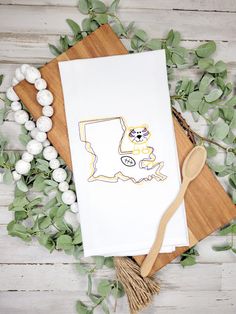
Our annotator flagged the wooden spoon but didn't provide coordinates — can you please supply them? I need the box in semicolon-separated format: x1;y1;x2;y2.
140;145;207;278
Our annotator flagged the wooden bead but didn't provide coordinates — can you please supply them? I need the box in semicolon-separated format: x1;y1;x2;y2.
30;127;39;139
43;140;50;147
25;120;35;131
70;202;78;213
15;160;31;175
12;170;21;181
11;101;22;111
22;152;34;162
36;89;53;106
35;131;47;142
42;105;54;117
15;68;25;81
6;87;19;101
26;139;43;155
25;66;41;84
62;190;76;205
35;78;47;91
43;146;58;160
49;158;60;170
58;181;69;192
14;110;29;124
52;168;67;183
36;116;52;132
20;64;30;76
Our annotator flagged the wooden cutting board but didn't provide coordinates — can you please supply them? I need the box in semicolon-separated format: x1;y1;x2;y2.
14;24;236;275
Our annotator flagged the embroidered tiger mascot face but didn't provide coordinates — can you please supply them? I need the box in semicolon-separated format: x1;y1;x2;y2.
128;126;150;144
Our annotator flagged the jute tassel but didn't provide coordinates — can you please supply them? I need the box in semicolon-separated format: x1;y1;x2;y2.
114;256;160;314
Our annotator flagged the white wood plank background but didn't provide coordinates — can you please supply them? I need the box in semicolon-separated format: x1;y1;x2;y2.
0;1;236;313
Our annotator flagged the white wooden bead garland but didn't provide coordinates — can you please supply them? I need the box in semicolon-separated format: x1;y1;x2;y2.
7;64;78;212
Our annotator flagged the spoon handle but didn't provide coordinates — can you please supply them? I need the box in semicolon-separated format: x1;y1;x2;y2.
140;178;190;278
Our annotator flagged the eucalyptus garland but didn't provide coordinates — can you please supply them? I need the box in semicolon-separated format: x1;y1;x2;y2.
0;0;236;313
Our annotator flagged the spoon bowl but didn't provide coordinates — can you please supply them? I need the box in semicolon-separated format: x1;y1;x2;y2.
182;145;207;181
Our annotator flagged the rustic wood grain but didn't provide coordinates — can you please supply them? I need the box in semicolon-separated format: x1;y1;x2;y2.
13;24;236;275
2;5;236;41
14;25;127;168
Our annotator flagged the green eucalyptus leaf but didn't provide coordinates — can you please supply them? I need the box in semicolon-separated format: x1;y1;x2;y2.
172;53;185;66
94;256;105;269
111;281;125;298
226;96;236;106
232;190;236;204
212;244;232;251
92;0;107;13
125;21;135;34
229;173;236;189
198;58;213;70
82;18;92;32
187;91;203;111
76;262;89;275
97;279;111;297
199;74;214;93
94;13;108;25
198;101;209;115
204;88;223;103
108;0;120;13
45;179;58;187
215;76;225;90
59;36;69;51
166;30;181;47
48;44;62;56
196;41;216;58
56;234;73;250
33;175;47;192
207;60;227;74
0;74;3;86
38;233;55;252
230;112;236;129
101;301;110;314
19;133;31;146
223;82;233;97
134;29;148;42
226;151;234;166
56;204;68;218
180;256;196;267
210;121;229;140
219;224;236;236
111;22;124;36
45;197;57;210
16;180;29;192
3;169;13;184
104;257;114;268
76;300;92;314
73;227;82;244
145;39;162;50
208;162;226;173
211;109;219;121
66;19;81;37
219;107;234;122
7;221;31;242
38;216;51;230
90;20;99;31
206;146;217;158
78;0;90;14
131;37;142;50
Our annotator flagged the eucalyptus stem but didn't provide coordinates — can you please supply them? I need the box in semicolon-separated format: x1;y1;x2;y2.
171;107;234;153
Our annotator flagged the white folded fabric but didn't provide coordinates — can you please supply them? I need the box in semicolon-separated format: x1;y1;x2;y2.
59;50;189;257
